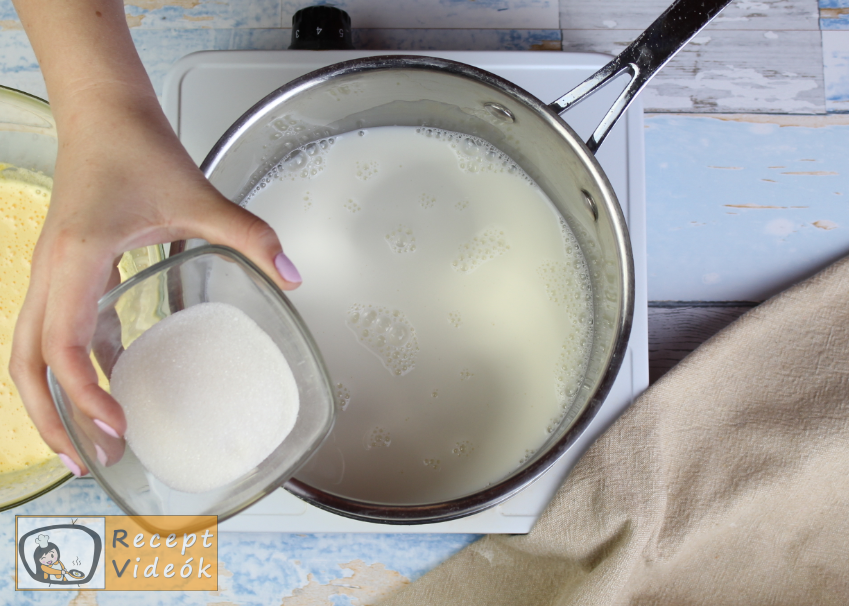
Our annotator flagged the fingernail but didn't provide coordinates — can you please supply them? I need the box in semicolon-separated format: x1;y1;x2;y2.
58;454;82;477
274;251;302;284
93;419;121;439
95;444;108;466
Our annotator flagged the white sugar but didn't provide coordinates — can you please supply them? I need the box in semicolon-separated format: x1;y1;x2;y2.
110;301;300;493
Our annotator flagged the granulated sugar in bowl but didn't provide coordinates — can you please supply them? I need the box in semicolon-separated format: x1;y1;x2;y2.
110;301;301;494
47;245;335;522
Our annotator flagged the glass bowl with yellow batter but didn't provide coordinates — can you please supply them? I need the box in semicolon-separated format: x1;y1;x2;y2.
0;85;164;511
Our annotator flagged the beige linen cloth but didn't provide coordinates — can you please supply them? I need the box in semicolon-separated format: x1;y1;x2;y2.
382;256;849;605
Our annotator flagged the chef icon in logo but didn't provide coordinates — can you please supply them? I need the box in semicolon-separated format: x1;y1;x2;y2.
17;520;103;589
33;533;85;584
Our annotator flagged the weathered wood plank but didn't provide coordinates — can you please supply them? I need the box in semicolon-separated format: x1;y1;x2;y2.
0;0;18;26
2;0;562;31
122;0;282;29
281;0;560;30
823;31;849;111
0;30;45;99
645;114;849;302
561;29;825;113
353;29;562;51
648;305;755;383
820;0;849;30
562;0;820;31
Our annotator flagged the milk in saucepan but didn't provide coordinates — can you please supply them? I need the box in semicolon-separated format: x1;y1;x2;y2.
245;126;593;504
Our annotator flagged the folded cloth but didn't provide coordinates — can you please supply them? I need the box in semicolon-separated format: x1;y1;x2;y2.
380;256;849;606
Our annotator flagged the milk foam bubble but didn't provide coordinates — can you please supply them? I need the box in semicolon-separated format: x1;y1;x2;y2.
423;458;441;470
346;304;419;376
452;440;475;457
385;225;416;254
335;383;351;411
365;426;391;450
452;226;510;274
355;160;379;181
419;193;436;209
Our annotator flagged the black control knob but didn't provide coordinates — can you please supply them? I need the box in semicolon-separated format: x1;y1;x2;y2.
289;6;354;50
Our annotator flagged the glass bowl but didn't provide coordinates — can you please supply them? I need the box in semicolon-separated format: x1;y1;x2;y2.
0;85;166;512
47;244;336;522
0;85;69;510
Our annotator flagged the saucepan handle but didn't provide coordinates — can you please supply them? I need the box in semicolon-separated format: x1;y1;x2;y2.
550;0;734;154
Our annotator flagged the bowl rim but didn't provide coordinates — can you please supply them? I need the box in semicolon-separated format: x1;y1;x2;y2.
0;470;74;513
0;84;50;107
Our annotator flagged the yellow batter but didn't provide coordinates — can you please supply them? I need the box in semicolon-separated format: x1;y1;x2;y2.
0;163;54;473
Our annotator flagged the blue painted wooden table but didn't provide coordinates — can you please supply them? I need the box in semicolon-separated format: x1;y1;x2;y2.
2;0;848;603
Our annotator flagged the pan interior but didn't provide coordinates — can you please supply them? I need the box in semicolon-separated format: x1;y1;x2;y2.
195;59;632;519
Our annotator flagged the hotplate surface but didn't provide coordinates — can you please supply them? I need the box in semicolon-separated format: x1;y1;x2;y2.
162;50;648;533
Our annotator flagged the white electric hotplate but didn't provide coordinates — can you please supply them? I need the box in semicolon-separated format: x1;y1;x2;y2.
162;50;648;533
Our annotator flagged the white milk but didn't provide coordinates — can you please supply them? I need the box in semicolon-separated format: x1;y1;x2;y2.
246;126;593;504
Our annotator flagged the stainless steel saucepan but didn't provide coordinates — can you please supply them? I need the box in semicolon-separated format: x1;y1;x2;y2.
174;0;732;523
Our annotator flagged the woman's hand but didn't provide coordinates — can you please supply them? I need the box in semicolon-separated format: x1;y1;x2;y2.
8;0;300;476
8;86;301;477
